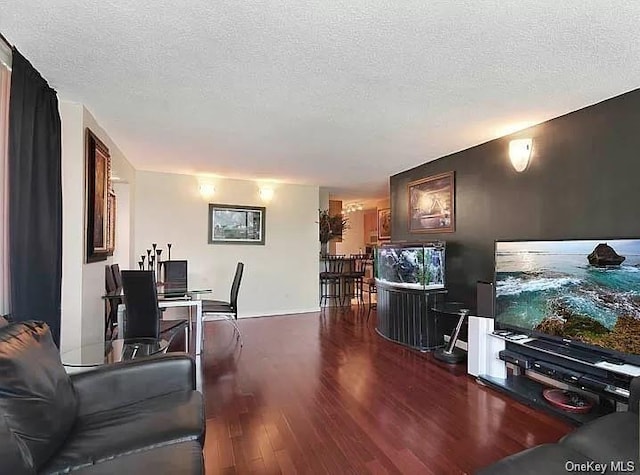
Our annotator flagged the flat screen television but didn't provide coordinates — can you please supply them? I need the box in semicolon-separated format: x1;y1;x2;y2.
494;238;640;365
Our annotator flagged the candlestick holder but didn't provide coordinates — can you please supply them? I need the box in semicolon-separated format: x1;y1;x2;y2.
155;249;163;281
167;243;172;261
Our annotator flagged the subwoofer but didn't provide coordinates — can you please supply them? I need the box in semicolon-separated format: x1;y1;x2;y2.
476;281;494;318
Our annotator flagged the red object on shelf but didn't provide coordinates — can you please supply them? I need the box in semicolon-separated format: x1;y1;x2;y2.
542;389;594;414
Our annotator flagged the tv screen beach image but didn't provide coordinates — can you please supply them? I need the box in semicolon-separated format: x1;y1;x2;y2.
495;239;640;355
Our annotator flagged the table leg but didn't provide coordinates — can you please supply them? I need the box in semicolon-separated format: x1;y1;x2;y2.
434;310;469;364
117;304;125;335
195;300;203;355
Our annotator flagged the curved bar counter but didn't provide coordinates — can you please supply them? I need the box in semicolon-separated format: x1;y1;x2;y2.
375;280;446;351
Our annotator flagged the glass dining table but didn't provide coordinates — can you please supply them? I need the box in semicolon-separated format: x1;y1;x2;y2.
103;285;212;355
61;337;171;369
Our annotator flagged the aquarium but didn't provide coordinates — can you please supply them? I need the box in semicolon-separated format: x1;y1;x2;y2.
495;239;640;358
375;242;446;290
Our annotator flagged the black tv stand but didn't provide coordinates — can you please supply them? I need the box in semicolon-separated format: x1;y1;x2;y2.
475;331;638;425
523;339;624;365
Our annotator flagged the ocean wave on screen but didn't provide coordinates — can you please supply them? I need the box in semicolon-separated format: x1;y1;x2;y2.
496;275;581;296
620;265;640;273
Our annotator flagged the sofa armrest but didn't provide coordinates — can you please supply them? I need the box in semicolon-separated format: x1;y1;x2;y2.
70;353;195;417
628;376;640;413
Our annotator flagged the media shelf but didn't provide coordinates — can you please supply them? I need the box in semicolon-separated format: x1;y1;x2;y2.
489;333;640;378
474;331;637;425
478;374;614;426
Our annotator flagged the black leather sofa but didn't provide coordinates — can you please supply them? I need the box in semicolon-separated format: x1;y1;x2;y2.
478;378;640;474
0;320;205;474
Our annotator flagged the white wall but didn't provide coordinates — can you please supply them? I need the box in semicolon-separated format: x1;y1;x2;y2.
135;171;319;317
112;182;131;268
59;101;136;351
60;102;84;351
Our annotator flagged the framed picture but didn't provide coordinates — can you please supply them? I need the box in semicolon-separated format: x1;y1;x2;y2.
377;208;391;240
208;204;266;245
408;171;455;233
85;129;112;262
106;190;116;254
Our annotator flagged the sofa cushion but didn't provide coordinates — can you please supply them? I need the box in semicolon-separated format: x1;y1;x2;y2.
43;390;204;473
0;321;78;473
70;440;203;475
477;444;594;475
560;411;639;464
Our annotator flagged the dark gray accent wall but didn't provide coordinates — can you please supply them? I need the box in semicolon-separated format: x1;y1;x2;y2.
390;88;640;309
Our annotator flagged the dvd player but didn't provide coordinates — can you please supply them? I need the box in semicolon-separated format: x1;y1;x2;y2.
532;360;582;384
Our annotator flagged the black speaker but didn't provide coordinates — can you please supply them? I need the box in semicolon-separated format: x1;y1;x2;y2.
163;260;188;290
477;281;494;318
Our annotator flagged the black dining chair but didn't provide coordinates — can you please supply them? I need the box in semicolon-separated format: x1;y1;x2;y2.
111;263;123;290
104;265;119;339
202;262;244;347
163;260;188;293
120;270;189;351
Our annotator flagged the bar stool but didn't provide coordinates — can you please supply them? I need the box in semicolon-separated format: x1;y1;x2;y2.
366;278;377;321
342;254;368;307
320;255;345;308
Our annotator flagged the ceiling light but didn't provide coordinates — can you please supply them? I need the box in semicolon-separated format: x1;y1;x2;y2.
342;203;364;213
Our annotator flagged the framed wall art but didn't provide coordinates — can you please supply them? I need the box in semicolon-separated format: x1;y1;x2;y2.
106;190;116;254
85;129;112;262
208;204;266;245
408;171;455;233
377;208;391;240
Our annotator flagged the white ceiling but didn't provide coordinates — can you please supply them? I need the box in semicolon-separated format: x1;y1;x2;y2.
2;1;639;200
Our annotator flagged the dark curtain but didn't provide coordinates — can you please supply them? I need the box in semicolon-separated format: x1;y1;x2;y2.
8;48;62;346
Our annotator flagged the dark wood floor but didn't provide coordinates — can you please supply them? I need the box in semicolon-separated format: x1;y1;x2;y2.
200;308;571;474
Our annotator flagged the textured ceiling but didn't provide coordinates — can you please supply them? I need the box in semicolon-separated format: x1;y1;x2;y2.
2;1;640;199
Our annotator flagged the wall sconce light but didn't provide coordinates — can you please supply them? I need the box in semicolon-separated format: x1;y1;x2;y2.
199;183;216;199
259;186;274;202
509;138;533;172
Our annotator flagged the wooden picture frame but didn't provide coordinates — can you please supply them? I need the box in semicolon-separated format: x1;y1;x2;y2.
86;129;112;262
106;190;116;255
408;171;455;233
377;208;391;240
208;204;266;245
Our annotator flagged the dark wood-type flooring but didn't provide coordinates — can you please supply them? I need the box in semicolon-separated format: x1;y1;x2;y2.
200;308;571;474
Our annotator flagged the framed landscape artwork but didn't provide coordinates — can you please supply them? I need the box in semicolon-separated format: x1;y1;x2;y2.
377;208;391;240
208;204;266;245
408;171;455;233
85;129;113;262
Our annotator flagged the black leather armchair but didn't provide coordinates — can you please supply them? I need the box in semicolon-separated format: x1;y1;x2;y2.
477;379;640;474
0;321;204;474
